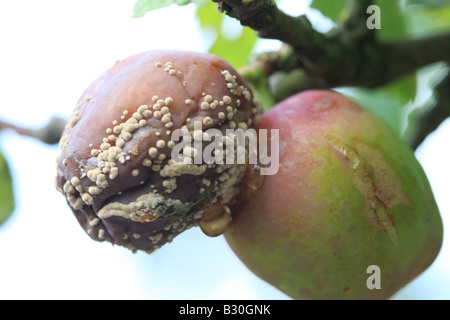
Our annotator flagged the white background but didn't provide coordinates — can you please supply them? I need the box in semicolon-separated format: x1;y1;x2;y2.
0;0;449;299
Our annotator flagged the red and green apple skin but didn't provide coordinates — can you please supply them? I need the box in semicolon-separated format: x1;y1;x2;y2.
225;90;443;300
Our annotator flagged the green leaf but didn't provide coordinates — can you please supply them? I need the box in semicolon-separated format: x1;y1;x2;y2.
384;73;417;106
209;26;258;69
310;0;347;23
403;64;449;145
404;5;450;35
405;0;449;8
342;88;404;138
133;0;190;18
196;1;224;30
375;0;409;40
339;73;418;140
196;2;258;68
0;150;14;226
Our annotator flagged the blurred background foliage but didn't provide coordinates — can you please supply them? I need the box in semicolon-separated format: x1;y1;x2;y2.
0;0;449;299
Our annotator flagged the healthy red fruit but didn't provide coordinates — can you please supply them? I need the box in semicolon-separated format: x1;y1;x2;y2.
225;90;443;300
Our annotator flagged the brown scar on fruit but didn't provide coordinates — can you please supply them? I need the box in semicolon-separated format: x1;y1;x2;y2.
326;135;411;244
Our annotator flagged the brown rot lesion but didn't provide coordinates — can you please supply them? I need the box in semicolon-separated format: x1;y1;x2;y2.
55;50;262;253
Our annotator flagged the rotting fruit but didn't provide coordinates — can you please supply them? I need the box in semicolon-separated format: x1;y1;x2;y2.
55;50;261;253
224;90;443;300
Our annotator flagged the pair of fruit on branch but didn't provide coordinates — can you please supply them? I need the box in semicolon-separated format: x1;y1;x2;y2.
55;49;443;300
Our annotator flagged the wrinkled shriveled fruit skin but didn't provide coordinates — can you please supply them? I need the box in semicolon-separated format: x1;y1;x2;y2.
55;50;261;253
225;90;443;300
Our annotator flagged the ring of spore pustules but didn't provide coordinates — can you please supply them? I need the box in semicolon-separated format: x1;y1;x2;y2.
55;50;261;253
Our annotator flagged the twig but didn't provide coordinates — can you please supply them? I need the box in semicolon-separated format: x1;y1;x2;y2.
0;116;66;145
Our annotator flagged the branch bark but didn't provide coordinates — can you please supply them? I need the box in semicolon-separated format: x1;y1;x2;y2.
373;34;450;87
